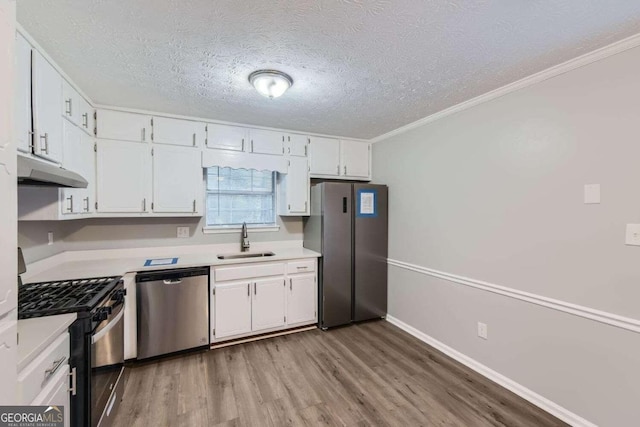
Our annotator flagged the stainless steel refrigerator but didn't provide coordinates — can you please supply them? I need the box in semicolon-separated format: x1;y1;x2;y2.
304;182;388;329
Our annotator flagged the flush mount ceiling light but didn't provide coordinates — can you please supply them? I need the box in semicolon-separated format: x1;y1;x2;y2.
248;70;293;99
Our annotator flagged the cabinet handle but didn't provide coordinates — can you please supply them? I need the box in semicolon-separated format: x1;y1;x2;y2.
193;133;196;146
45;356;66;380
241;138;245;151
69;367;77;395
193;199;196;213
336;165;340;175
251;140;254;152
296;266;308;270
40;133;49;154
247;283;250;296
142;128;146;141
305;145;307;156
84;197;90;212
143;198;146;211
344;165;347;175
66;195;73;212
82;113;88;128
254;282;257;295
65;98;72;116
290;278;292;291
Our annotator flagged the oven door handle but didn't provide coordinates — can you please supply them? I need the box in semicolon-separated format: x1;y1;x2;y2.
92;307;124;344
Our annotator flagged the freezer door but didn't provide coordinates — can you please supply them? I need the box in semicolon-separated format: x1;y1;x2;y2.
353;184;388;321
319;183;353;328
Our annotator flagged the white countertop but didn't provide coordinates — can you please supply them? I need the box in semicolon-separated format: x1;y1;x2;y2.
24;243;321;283
18;313;77;372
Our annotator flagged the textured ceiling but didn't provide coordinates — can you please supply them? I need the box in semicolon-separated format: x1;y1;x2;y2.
17;0;640;139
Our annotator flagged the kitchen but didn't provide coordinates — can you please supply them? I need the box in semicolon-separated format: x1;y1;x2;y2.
1;1;640;427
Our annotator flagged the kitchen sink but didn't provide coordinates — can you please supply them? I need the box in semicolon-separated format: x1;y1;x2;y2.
217;251;276;260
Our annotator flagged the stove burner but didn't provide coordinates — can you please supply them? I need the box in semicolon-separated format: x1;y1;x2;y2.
18;276;122;318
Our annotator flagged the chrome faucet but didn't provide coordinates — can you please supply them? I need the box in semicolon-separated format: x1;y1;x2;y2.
241;222;250;252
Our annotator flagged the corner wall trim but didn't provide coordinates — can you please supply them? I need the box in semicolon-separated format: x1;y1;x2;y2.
386;315;597;427
370;32;640;143
387;259;640;334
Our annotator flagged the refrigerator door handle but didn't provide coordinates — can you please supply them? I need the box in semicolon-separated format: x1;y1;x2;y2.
343;197;347;213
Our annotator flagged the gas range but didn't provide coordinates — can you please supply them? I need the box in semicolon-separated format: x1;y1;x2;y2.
18;274;126;427
18;276;122;319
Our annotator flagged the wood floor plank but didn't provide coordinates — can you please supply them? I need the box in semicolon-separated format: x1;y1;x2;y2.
112;321;567;427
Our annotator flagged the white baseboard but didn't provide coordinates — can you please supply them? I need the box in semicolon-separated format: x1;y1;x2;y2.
386;315;597;427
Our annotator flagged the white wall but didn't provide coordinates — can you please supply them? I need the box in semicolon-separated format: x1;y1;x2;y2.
373;44;640;426
18;215;302;264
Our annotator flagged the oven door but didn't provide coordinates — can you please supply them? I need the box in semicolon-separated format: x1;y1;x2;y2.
91;298;125;427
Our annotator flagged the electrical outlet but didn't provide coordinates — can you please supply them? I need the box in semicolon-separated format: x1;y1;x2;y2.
47;232;54;246
584;184;600;204
625;224;640;246
177;227;190;238
477;322;488;340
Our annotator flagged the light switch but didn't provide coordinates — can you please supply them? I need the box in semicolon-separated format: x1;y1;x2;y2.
177;227;190;238
584;184;600;204
625;224;640;246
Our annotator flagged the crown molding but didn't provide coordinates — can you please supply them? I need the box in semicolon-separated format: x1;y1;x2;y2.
371;32;640;144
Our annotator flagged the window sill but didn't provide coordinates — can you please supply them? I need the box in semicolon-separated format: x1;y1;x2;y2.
202;225;280;234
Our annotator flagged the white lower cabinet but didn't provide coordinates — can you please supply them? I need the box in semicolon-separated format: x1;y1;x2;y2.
252;278;286;331
287;274;317;326
214;281;252;339
211;259;317;343
31;364;70;427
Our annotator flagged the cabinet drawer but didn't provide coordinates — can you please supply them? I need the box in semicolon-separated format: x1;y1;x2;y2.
17;332;70;405
287;259;316;274
214;263;285;282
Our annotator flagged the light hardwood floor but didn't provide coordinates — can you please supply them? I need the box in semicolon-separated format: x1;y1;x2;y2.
113;321;566;426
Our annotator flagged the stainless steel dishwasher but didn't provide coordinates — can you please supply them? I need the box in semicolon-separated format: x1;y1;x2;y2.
136;267;210;359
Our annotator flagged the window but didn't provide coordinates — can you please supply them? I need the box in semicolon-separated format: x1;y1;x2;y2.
206;167;276;227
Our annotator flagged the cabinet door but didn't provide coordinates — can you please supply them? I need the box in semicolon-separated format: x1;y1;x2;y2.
60;120;82;215
287;134;308;157
340;140;370;179
214;282;252;339
205;123;246;152
0;321;18;405
280;157;309;215
152;116;205;147
15;33;32;154
309;137;340;176
62;80;81;126
252;278;286;331
30;364;70;427
77;96;94;136
96;139;151;213
32;50;63;163
248;129;284;155
152;145;201;213
77;132;96;213
287;274;317;326
96;109;151;143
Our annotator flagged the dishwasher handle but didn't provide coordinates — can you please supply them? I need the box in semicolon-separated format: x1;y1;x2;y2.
163;279;182;285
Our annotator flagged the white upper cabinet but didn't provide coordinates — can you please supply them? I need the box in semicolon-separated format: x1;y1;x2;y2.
96;109;151;143
61;124;95;216
152;145;202;214
214;282;252;339
61;80;81;126
96;139;151;213
252;278;286;331
32;50;63;164
278;157;309;216
152;116;205;147
15;33;32;154
340;139;371;179
287;274;316;326
287;134;308;157
248;129;284;155
205;123;246;152
309;136;340;176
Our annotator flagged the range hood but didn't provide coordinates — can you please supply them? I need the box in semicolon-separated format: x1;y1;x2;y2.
17;155;88;188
